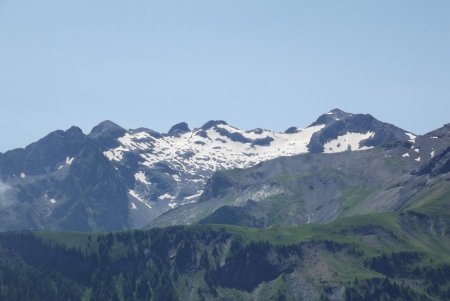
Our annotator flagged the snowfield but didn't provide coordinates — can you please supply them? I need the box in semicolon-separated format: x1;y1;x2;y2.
102;120;382;211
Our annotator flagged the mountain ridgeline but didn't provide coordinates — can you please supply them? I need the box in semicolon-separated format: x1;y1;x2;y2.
0;109;449;231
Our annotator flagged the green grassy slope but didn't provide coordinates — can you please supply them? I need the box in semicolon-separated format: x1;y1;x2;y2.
0;194;447;301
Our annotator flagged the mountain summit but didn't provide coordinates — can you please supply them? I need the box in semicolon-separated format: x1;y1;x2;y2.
310;108;354;126
308;109;412;153
168;122;190;136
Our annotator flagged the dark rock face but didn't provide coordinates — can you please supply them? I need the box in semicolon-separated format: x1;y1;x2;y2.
88;120;126;149
199;200;266;227
198;172;235;202
0;124;131;231
415;146;450;176
285;126;299;134
252;136;274;146
309;108;351;127
0;127;89;178
59;145;129;231
201;120;228;130
214;127;250;143
248;128;265;135
168;122;190;136
89;120;126;139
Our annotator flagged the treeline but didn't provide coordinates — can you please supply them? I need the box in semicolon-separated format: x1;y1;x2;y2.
344;277;430;301
422;264;450;299
364;251;450;300
0;260;84;301
0;229;449;300
0;227;231;301
0;230;355;300
366;251;422;277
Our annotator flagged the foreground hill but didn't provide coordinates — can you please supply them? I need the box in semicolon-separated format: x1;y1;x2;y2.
0;196;449;300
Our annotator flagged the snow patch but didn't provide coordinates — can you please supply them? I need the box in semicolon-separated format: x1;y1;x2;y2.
0;182;11;195
168;202;177;209
103;148;125;161
324;132;375;153
414;149;420;153
49;198;57;204
430;150;435;158
216;123;240;133
402;153;410;158
134;171;151;185
184;190;203;201
66;157;75;165
188;178;207;184
133;132;151;140
405;133;416;143
415;157;421;162
20;173;26;179
158;193;175;201
118;132;152;150
129;189;151;208
130;202;137;209
430;136;439;139
235;185;288;204
103;151;116;161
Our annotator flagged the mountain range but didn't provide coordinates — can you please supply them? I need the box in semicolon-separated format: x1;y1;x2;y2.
1;109;450;300
0;109;449;231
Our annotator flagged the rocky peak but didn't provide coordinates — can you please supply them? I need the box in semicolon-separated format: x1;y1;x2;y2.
89;120;127;149
89;120;126;139
284;126;299;134
201;120;228;130
65;126;84;136
307;110;409;153
168;122;190;136
309;108;354;127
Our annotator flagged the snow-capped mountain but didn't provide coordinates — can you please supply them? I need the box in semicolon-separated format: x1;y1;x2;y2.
102;120;325;213
95;109;413;216
0;109;448;231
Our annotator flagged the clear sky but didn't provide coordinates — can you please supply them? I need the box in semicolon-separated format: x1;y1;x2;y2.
0;1;449;152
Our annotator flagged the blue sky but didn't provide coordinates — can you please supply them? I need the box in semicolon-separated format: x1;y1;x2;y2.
0;1;449;151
